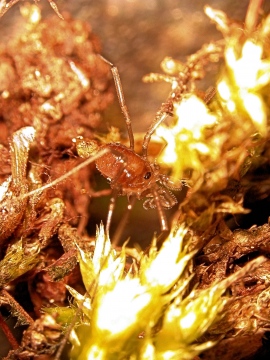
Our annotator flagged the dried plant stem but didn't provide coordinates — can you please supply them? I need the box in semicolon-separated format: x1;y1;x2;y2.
0;289;34;326
219;256;267;288
0;312;19;350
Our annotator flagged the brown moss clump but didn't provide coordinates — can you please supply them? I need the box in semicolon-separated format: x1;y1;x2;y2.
0;3;114;239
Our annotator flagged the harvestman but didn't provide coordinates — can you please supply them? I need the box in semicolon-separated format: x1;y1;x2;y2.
76;55;186;244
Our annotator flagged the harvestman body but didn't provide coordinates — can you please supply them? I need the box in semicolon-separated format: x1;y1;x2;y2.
76;56;185;243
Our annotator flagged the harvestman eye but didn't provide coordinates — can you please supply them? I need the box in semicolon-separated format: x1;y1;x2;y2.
144;172;152;180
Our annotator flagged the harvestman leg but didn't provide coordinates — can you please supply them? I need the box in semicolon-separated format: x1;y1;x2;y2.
100;55;138;240
99;55;134;150
105;189;117;239
0;0;64;19
105;153;137;244
112;196;136;246
142;112;168;159
153;188;169;232
141;86;217;158
108;190;168;244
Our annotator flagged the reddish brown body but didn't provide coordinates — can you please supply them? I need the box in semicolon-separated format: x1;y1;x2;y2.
96;143;156;196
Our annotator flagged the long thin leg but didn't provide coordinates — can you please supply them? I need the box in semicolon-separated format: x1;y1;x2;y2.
153;187;169;232
105;189;118;239
47;0;64;20
203;86;217;104
112;196;136;246
105;147;130;239
142;86;216;159
0;0;64;18
99;55;134;150
142;112;168;158
0;0;20;17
